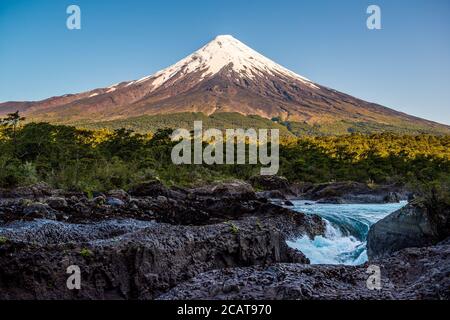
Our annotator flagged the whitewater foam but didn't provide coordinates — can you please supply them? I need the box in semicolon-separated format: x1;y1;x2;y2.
287;201;407;265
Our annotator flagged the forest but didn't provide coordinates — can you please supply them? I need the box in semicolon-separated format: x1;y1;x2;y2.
1;112;449;201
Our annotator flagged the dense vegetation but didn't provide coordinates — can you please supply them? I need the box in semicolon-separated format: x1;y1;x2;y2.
77;112;292;136
76;112;450;136
283;119;449;136
1;112;449;198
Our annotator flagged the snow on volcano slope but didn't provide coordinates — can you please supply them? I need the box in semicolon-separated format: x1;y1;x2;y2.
137;35;319;91
1;34;449;134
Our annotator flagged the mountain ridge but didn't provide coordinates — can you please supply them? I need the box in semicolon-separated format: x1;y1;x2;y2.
1;35;449;134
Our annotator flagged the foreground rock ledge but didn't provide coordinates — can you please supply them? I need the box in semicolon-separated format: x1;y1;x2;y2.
159;240;450;300
0;217;313;300
0;182;325;300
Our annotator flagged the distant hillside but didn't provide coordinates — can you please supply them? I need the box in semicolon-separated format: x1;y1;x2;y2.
75;112;290;135
75;112;450;136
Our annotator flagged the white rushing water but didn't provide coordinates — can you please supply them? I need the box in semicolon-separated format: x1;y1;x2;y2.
287;201;407;265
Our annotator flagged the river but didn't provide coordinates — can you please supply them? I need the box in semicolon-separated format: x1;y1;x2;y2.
287;201;407;265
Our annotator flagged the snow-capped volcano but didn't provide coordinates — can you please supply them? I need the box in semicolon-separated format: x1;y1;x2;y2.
133;35;318;91
0;35;448;133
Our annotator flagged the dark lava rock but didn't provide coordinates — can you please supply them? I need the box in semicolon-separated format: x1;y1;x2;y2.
23;203;57;220
158;241;450;300
129;180;173;197
106;197;125;207
46;197;68;210
300;181;407;204
0;215;311;300
249;175;290;191
92;191;105;198
91;195;106;206
191;180;256;201
367;201;449;259
249;176;300;200
383;192;400;203
317;197;345;204
107;190;130;202
0;182;54;199
0;180;330;300
1;181;324;228
256;190;286;200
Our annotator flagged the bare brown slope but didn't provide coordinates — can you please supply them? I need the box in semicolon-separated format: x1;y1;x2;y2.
1;34;448;133
2;64;446;134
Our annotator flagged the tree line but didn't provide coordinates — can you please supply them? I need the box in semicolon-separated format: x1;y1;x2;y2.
0;113;449;199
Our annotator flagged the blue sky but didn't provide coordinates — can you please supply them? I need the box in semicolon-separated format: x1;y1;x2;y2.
1;0;449;124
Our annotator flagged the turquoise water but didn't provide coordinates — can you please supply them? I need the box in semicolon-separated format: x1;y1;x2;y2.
287;201;407;265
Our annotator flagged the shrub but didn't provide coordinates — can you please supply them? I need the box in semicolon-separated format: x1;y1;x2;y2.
0;236;8;245
226;222;240;235
80;248;93;257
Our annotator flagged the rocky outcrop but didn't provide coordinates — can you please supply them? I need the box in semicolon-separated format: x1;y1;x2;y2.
0;182;325;300
248;176;301;200
0;181;325;236
300;181;408;204
159;239;450;300
247;179;410;204
0;182;55;199
249;175;290;192
367;201;449;259
191;180;256;200
3;181;447;301
128;180;181;199
0;216;311;300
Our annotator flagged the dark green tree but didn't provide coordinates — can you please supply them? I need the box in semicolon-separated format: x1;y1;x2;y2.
0;111;26;156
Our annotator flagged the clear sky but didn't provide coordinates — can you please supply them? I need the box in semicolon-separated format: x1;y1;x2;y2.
1;0;449;124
